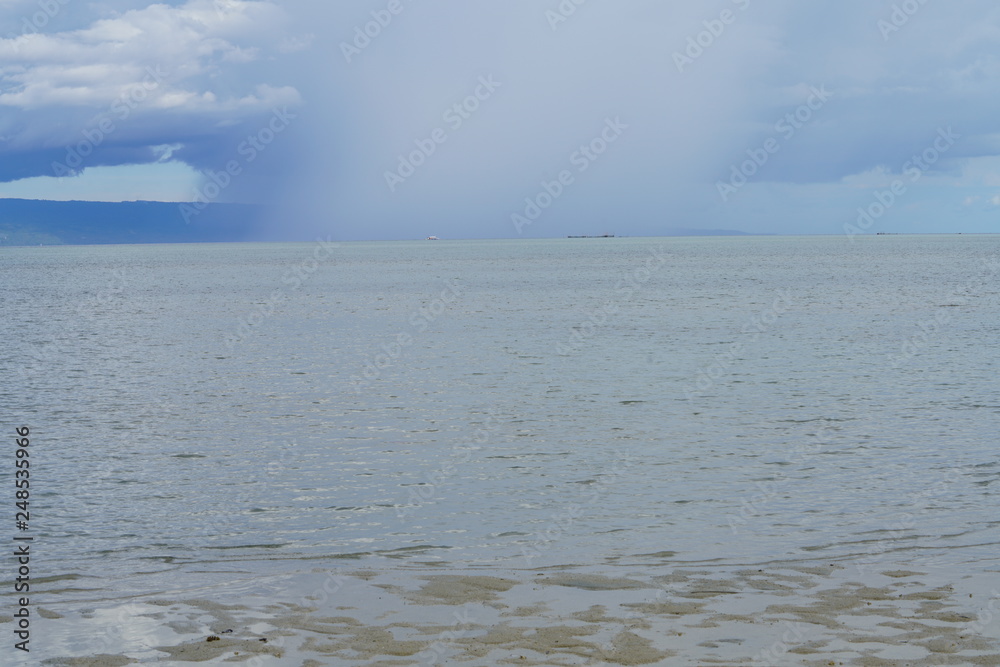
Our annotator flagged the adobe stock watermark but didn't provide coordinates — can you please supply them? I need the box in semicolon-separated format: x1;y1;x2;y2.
349;279;463;391
511;116;627;234
964;589;1000;636
592;584;683;660
751;622;810;666
244;571;350;667
223;237;337;350
74;602;149;657
673;0;751;74
384;75;501;192
395;408;503;521
212;0;233;16
212;0;251;20
878;0;932;41
887;255;1000;367
556;245;667;355
520;450;633;565
854;467;964;575
844;127;959;240
17;265;130;382
5;0;71;48
417;610;475;665
180;106;297;223
74;267;127;322
726;477;784;534
51;66;166;177
684;289;793;399
727;423;832;534
717;85;832;202
340;0;416;64
545;0;589;31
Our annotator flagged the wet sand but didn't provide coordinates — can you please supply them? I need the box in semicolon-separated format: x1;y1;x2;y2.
12;559;1000;665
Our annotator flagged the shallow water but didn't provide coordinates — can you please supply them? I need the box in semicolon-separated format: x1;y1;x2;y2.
2;235;999;662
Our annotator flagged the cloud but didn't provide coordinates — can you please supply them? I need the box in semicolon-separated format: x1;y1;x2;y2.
0;0;304;183
2;0;1000;237
263;0;1000;238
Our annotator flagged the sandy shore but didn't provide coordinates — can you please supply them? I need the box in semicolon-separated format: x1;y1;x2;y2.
7;559;1000;665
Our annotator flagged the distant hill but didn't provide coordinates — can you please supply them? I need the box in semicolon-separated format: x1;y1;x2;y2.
0;198;760;245
0;199;263;246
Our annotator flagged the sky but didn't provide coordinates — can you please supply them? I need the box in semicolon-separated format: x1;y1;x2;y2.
1;0;999;240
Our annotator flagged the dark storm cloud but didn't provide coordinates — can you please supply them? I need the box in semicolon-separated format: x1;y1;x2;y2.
3;0;1000;236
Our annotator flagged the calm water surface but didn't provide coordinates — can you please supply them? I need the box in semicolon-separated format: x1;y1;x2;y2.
2;235;999;607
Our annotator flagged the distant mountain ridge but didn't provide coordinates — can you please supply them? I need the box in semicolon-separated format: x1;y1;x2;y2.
0;198;758;245
0;199;263;246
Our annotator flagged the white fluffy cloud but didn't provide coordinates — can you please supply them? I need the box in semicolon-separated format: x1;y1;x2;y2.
0;0;303;180
1;1;298;109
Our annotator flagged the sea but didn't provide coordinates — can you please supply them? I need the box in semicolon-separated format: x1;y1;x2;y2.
2;234;999;664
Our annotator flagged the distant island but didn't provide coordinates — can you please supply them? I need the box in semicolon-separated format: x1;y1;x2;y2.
0;199;263;245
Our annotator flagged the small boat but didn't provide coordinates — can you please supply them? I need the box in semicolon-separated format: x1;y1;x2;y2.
426;235;439;240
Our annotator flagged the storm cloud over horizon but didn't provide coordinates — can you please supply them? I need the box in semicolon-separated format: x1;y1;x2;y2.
2;0;1000;239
